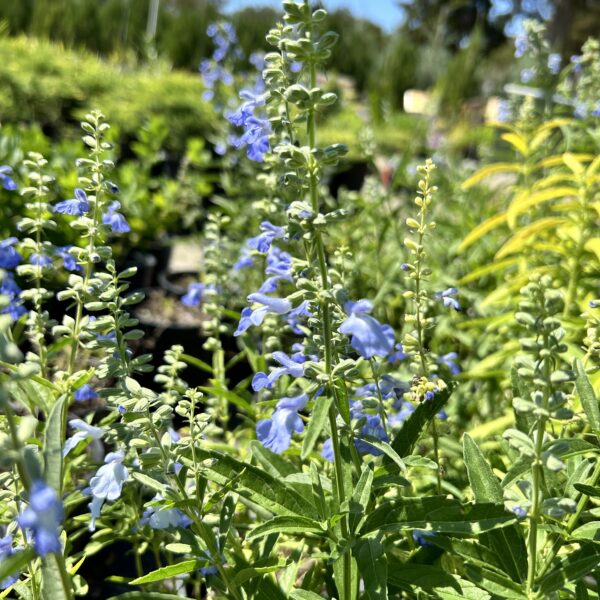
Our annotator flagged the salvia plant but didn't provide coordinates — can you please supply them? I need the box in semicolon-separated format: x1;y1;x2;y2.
0;2;599;600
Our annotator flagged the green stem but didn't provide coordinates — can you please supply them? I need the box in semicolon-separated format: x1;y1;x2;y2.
145;410;242;600
526;333;551;597
306;30;352;599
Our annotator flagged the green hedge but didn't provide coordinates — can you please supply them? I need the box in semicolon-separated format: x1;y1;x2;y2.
0;36;215;152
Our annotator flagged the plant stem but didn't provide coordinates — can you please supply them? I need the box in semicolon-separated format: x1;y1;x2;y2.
526;332;551;596
306;35;352;599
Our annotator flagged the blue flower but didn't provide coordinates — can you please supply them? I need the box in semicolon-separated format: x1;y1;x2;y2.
0;535;19;589
88;451;129;531
514;34;529;58
18;481;64;556
321;438;334;461
258;247;293;293
256;393;309;454
55;246;81;272
102;202;130;233
412;529;435;547
437;352;460;375
74;384;98;402
247;221;286;254
0;273;25;320
0;166;17;191
234;293;292;336
354;413;388;456
511;505;527;519
388;342;408;363
286;299;312;335
547;53;561;74
338;299;395;359
520;68;535;84
0;238;22;269
389;400;416;426
63;418;105;457
182;283;207;307
54;188;89;216
436;288;460;311
252;351;305;391
571;54;582;73
140;494;192;530
29;253;52;267
233;117;271;162
592;102;600;118
233;246;254;270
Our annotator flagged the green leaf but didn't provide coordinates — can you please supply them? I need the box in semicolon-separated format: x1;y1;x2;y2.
197;385;254;417
538;544;600;594
463;434;527;582
250;441;296;478
349;465;373;533
247;516;326;540
42;554;71;600
573;483;600;498
131;472;166;494
463;565;527;599
231;557;287;586
44;394;68;491
108;594;195;600
574;359;600;434
360;497;516;536
387;384;453;460
0;548;35;589
129;560;197;585
358;437;405;471
301;395;332;459
195;448;319;519
387;563;492;599
289;591;325;600
356;538;387;600
571;521;600;543
463;434;503;502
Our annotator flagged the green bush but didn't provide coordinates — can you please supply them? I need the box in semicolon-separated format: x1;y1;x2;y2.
0;36;214;153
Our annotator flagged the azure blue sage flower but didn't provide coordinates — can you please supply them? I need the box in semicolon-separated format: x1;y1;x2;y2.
0;273;25;320
102;202;131;233
74;383;98;402
514;34;529;58
17;481;64;556
251;351;305;391
0;238;22;269
338;299;395;359
0;535;19;589
256;393;309;454
258;246;293;293
63;418;105;456
436;288;460;311
437;352;460;375
88;451;129;531
140;494;192;530
412;529;435;547
354;413;389;456
234;293;292;336
54;188;89;216
182;283;208;307
286;299;312;335
0;166;17;191
55;246;81;272
247;221;286;253
547;53;561;74
29;253;52;267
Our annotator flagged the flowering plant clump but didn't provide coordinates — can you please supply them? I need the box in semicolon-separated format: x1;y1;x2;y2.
0;1;600;599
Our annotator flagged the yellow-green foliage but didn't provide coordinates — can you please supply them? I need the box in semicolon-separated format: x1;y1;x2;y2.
0;36;215;151
460;119;599;316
